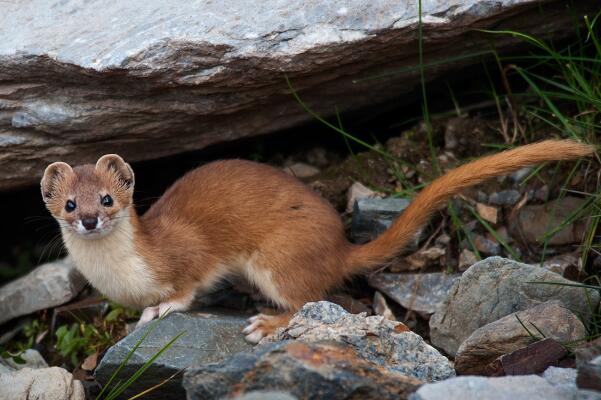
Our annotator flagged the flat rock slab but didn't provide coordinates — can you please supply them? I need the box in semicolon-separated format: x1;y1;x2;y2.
368;273;460;316
0;367;85;400
267;301;455;382
95;311;252;400
455;300;585;375
0;1;597;190
486;338;567;377
429;257;599;357
184;341;423;400
0;259;85;325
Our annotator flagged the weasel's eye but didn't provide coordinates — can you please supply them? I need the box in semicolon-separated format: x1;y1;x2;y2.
101;195;113;207
65;200;76;212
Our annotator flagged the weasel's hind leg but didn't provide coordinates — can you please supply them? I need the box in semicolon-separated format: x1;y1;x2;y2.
241;231;347;343
241;260;326;343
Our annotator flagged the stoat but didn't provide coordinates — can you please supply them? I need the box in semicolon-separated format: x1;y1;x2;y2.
41;140;594;343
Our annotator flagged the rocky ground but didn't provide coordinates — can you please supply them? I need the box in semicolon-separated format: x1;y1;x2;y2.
0;109;600;399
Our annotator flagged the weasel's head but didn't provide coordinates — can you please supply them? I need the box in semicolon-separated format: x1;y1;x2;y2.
41;154;135;239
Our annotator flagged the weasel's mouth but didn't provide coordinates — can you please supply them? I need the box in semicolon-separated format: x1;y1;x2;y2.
72;219;113;238
76;227;112;239
80;228;103;236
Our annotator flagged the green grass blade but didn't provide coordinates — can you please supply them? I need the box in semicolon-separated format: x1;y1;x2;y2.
526;281;601;291
418;0;440;175
104;330;186;400
97;318;163;399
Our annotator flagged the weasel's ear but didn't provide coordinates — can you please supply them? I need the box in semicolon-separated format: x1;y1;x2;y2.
95;154;135;190
41;162;73;203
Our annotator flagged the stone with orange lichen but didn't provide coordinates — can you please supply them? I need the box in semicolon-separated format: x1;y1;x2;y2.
183;341;422;400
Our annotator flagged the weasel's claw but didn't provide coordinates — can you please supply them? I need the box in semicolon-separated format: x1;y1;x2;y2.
245;330;265;344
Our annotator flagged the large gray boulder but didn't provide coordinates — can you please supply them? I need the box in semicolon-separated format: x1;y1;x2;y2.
95;311;252;400
430;257;599;357
267;301;455;382
0;0;596;190
0;259;86;325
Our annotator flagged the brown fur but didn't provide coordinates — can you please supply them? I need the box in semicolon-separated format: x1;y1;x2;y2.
41;140;595;340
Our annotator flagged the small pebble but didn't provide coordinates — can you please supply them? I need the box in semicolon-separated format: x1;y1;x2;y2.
489;190;521;206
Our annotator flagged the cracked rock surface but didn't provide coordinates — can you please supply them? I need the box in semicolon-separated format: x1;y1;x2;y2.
0;0;597;190
95;311;252;400
266;301;455;382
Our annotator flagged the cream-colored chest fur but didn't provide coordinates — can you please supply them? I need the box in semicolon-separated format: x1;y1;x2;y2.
62;219;171;309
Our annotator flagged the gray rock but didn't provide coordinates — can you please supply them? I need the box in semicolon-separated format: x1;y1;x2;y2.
576;337;601;392
511;167;533;183
578;354;601;392
470;234;502;256
541;253;580;280
0;367;85;400
535;185;550;202
455;301;586;374
351;198;411;243
369;273;461;316
458;249;479;271
184;340;422;400
0;259;85;325
544;367;578;390
489;190;522;206
95;311;252;400
373;291;396;321
0;1;595;191
0;349;48;371
231;391;298;400
429;257;599;357
282;163;320;179
394;247;447;272
0;364;13;375
267;301;455;382
409;371;597;400
346;182;380;213
512;197;588;246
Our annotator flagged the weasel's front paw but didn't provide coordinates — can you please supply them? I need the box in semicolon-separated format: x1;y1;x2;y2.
242;313;291;344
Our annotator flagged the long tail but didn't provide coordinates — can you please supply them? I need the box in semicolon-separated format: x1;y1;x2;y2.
347;139;595;271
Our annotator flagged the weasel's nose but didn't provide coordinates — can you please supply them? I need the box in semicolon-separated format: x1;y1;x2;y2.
82;217;98;231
